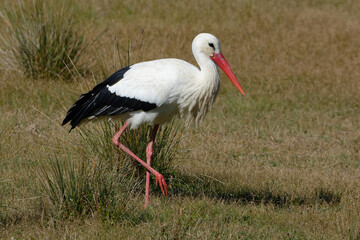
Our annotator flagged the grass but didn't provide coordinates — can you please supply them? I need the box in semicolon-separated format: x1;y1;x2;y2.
1;0;360;239
0;0;86;79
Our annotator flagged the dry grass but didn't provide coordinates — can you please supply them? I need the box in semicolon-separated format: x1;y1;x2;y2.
0;0;87;79
1;0;360;239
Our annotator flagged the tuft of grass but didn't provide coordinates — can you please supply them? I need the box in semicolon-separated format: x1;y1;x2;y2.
39;154;140;221
119;121;183;179
79;119;183;195
0;0;86;79
38;119;183;221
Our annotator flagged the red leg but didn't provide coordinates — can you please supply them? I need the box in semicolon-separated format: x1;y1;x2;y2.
112;122;168;198
145;124;159;208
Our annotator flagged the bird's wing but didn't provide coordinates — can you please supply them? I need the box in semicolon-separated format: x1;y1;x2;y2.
108;59;190;106
62;65;156;130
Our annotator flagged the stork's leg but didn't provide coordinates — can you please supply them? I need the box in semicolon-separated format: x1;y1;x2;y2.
145;124;159;208
112;122;168;198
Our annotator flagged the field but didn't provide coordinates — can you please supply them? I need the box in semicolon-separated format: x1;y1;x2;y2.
1;0;360;239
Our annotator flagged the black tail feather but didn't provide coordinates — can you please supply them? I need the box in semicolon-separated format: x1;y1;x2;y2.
62;66;131;130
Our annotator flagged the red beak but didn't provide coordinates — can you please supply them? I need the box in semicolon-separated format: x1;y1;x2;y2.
211;52;245;95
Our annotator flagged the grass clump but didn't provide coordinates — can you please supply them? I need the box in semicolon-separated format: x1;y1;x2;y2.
118;121;183;181
40;156;139;220
80;120;183;194
39;119;182;221
0;0;86;79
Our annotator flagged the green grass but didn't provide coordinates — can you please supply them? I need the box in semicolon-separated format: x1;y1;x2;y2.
1;0;360;239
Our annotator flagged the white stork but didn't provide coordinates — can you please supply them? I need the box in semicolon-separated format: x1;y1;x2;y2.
63;33;245;207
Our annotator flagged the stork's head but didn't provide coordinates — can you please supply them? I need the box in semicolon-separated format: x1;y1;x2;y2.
192;33;245;96
192;33;221;56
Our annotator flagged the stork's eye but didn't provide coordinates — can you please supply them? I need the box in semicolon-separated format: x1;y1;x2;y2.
208;43;215;51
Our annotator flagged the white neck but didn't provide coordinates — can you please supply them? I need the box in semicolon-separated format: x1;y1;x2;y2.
176;44;221;126
192;48;220;83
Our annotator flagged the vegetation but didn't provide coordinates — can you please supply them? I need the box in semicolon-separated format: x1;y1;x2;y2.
1;0;360;239
0;0;86;79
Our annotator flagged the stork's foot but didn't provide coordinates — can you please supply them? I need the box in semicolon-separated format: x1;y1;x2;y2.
155;173;168;197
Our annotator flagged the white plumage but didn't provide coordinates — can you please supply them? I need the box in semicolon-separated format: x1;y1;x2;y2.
63;33;245;207
108;59;201;127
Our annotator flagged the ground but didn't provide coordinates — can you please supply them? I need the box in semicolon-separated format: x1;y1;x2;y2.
1;0;360;239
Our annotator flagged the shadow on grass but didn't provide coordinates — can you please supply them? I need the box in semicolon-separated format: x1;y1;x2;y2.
164;172;342;207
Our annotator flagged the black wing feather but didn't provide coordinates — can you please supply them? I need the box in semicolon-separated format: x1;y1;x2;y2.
62;66;157;131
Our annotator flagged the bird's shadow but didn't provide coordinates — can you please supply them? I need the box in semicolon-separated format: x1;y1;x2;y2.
162;172;341;207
